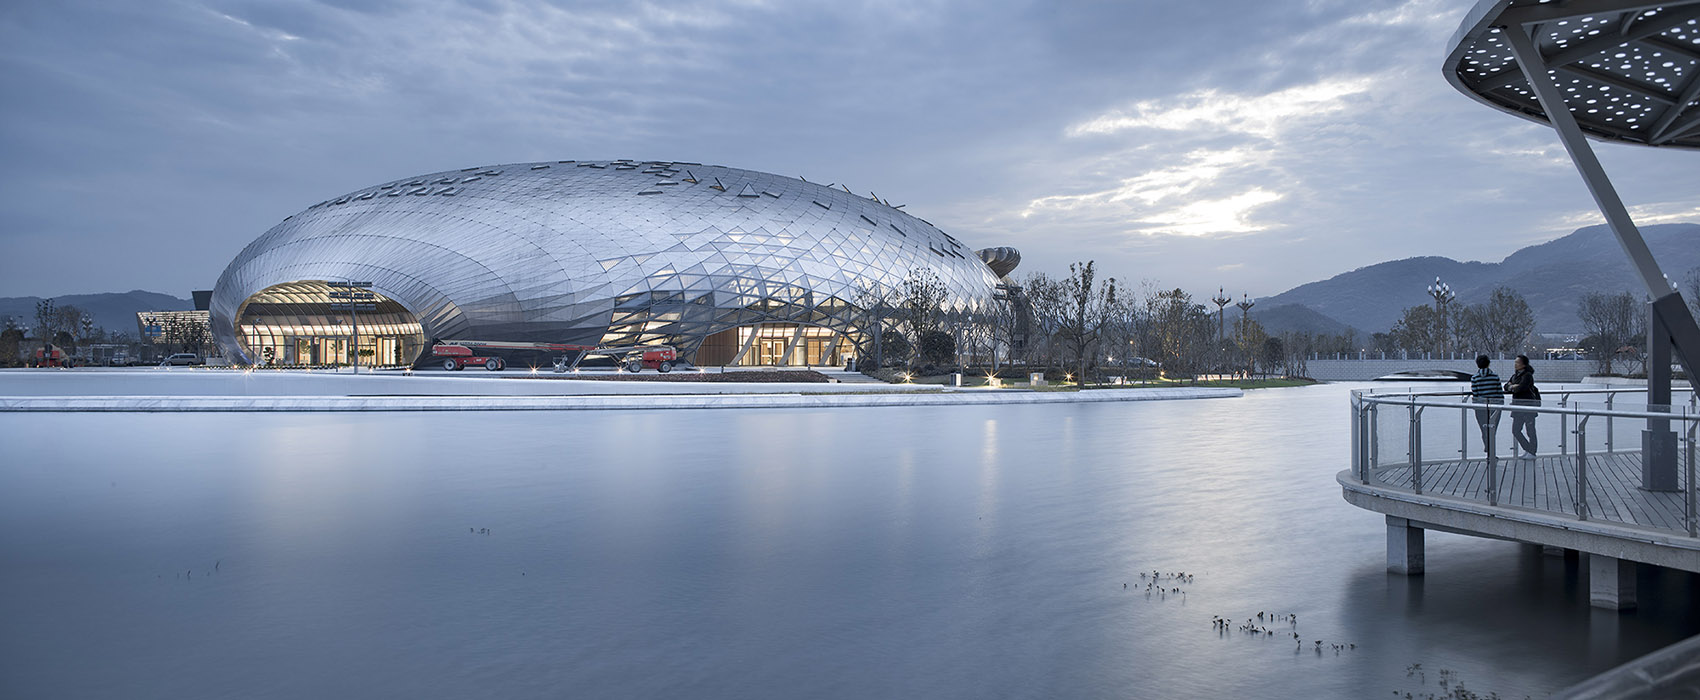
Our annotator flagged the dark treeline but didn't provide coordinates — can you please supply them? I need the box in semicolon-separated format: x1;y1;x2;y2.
852;264;1700;382
851;263;1353;382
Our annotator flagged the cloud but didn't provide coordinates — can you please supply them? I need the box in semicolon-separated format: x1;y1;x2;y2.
1012;73;1379;240
1065;77;1376;139
1;0;1696;303
1018;147;1283;236
1548;202;1700;231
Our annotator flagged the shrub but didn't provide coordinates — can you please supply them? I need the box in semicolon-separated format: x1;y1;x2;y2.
918;329;954;365
880;332;911;366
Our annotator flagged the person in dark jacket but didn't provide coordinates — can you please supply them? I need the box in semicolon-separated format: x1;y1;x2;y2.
1470;355;1505;452
1504;354;1539;459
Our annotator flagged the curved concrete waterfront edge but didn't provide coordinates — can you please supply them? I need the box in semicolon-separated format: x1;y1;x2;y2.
0;387;1240;412
1552;632;1700;699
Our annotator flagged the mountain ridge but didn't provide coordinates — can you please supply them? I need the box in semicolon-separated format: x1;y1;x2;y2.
0;290;192;336
1257;223;1700;335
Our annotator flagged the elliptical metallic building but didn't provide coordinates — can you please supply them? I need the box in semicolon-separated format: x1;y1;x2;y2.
210;160;1016;368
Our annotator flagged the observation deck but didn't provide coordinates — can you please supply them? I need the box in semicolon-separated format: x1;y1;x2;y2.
1339;386;1698;609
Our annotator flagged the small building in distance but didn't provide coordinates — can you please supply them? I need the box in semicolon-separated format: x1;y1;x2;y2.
136;290;214;361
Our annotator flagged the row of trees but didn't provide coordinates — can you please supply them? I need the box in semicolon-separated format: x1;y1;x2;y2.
852;264;1693;381
1576;290;1644;375
1;299;96;365
1;298;207;366
1377;287;1536;357
852;263;1352;381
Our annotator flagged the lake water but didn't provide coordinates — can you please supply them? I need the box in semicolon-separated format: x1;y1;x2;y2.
3;382;1696;698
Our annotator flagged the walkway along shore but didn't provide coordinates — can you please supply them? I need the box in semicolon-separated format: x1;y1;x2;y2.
0;386;1241;412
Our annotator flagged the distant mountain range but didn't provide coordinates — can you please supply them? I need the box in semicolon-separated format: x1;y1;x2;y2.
1256;222;1700;337
0;290;191;335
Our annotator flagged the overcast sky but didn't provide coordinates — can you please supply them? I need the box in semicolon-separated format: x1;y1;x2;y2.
2;0;1696;300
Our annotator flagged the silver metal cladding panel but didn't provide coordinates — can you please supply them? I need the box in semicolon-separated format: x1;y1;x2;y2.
1444;0;1700;149
211;160;1003;363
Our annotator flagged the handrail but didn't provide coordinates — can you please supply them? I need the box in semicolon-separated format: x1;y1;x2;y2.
1350;386;1698;539
1356;392;1698;423
1360;385;1695;401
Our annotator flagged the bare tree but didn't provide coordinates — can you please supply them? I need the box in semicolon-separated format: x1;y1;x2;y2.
33;299;58;339
1146;288;1210;379
853;280;898;369
1021;272;1066;372
1098;294;1138;379
161;316;210;356
1282;331;1315;378
1234;315;1268;376
1454;288;1533;356
1481;287;1534;354
900;268;948;368
1389;304;1467;356
1577;291;1642;374
1056;261;1117;385
1453;304;1490;356
983;288;1022;372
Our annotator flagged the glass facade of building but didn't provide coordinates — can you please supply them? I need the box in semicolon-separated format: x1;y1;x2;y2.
211;160;1009;366
233;281;423;367
135;310;212;354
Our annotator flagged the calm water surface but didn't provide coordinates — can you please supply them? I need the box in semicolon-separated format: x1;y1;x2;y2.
3;382;1697;698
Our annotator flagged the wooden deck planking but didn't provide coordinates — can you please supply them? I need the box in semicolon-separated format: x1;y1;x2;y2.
1615;453;1682;529
1606;454;1666;527
1551;456;1578;516
1370;450;1692;535
1615;453;1689;529
1592;454;1650;527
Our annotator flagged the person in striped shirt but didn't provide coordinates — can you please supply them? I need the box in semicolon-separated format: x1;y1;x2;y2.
1470;355;1505;452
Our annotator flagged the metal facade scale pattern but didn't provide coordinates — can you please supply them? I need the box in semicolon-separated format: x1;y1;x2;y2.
1444;0;1700;149
210;160;1005;365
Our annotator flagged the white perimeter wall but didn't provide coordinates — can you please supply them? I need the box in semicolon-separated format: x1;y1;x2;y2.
1306;358;1598;382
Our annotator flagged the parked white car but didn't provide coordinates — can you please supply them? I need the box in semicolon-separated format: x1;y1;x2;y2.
162;353;203;366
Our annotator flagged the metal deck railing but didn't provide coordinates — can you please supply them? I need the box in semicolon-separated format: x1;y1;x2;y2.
1350;386;1699;537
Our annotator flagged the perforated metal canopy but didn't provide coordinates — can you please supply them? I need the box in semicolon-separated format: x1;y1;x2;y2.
1444;0;1700;149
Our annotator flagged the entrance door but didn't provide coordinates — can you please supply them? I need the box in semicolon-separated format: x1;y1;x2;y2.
756;338;789;365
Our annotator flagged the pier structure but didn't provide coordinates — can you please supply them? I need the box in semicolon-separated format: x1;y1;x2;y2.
1342;386;1698;609
1356;0;1700;611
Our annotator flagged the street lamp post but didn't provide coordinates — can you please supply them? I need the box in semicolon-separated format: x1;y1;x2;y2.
1426;276;1455;359
1236;294;1256;377
1211;287;1231;345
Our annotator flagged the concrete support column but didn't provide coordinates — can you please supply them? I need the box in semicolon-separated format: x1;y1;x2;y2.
1387;516;1424;575
1644;309;1679;491
1589;555;1637;610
